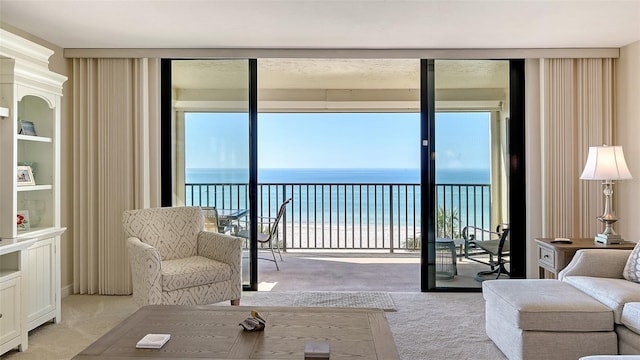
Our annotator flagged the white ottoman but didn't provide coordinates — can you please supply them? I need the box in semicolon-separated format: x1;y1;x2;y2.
483;279;618;360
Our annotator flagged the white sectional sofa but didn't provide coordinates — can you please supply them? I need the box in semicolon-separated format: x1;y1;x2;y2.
482;245;640;359
559;248;640;355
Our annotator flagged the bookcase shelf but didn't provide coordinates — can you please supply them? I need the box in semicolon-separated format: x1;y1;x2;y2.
17;134;53;143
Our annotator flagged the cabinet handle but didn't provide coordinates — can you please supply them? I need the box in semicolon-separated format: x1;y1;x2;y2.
0;313;3;318
543;255;549;259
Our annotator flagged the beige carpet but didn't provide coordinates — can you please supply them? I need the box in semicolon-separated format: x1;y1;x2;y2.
4;292;507;360
292;291;397;311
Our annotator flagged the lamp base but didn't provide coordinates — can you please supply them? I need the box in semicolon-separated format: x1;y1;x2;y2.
595;233;624;245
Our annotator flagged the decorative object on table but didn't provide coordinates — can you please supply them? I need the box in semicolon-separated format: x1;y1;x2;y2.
135;334;171;349
580;145;633;244
239;310;266;331
16;210;30;231
17;165;36;186
18;119;37;135
305;341;330;359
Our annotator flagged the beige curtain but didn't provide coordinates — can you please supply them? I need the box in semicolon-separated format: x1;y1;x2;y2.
72;58;161;295
540;58;615;238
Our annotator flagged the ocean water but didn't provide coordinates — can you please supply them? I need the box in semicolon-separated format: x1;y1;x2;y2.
187;168;489;185
185;168;491;230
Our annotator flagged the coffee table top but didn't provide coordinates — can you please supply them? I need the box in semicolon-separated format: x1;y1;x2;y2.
73;305;400;359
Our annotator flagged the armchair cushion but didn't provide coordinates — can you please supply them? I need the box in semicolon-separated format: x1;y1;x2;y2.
162;256;232;292
623;242;640;283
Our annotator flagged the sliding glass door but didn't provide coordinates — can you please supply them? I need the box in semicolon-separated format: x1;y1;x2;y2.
164;59;253;288
422;59;525;290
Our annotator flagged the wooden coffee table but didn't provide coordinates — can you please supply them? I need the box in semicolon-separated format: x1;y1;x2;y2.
72;305;400;359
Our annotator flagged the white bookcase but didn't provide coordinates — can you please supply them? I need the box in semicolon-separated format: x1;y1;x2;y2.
0;29;67;355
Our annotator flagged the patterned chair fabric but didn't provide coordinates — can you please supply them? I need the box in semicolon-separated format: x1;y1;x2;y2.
122;206;243;306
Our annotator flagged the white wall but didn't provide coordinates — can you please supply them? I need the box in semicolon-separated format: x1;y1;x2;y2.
616;40;640;243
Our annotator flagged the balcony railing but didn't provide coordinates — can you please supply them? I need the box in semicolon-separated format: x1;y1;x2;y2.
186;182;491;251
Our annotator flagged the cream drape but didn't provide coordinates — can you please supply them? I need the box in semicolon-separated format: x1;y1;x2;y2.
72;58;161;295
540;58;615;238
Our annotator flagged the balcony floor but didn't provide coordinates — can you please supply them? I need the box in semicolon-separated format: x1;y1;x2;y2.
254;251;507;291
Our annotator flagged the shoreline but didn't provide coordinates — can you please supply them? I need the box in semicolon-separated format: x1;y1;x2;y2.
267;223;422;250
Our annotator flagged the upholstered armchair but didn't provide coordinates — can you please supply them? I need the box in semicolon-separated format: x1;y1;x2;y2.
122;206;243;306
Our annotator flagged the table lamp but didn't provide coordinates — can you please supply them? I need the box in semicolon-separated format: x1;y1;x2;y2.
580;145;633;244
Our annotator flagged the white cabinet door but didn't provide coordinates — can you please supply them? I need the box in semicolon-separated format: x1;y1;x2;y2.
0;276;21;354
26;238;58;331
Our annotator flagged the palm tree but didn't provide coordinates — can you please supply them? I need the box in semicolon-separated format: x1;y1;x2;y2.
403;206;460;250
437;207;460;238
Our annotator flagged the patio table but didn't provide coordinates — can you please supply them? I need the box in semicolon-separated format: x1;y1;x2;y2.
217;209;248;235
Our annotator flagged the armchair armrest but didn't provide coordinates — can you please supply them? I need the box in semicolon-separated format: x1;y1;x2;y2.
197;231;243;274
126;237;162;306
558;249;632;281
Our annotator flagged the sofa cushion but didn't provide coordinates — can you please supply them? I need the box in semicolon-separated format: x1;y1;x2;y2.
161;256;231;292
623;242;640;283
483;279;613;332
563;276;640;323
621;302;640;334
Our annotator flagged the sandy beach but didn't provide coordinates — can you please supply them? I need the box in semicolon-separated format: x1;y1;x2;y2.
271;223;422;251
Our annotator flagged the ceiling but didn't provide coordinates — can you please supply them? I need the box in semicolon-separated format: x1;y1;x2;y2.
172;59;509;90
0;0;639;50
170;59;509;113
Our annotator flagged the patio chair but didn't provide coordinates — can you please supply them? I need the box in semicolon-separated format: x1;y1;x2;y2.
462;224;510;281
238;198;291;270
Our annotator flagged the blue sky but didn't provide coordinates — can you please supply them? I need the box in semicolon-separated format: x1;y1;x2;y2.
185;112;490;170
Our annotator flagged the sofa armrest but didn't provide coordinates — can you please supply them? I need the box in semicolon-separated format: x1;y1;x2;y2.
558;249;632;280
197;231;244;276
126;237;162;306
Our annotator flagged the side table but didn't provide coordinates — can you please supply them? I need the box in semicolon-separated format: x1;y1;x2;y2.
535;237;636;279
435;238;457;280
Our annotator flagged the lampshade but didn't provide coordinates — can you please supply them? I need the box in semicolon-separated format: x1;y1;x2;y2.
580;145;633;181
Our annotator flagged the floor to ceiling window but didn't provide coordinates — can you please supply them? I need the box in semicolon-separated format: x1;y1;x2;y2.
162;58;525;291
439;60;509;289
